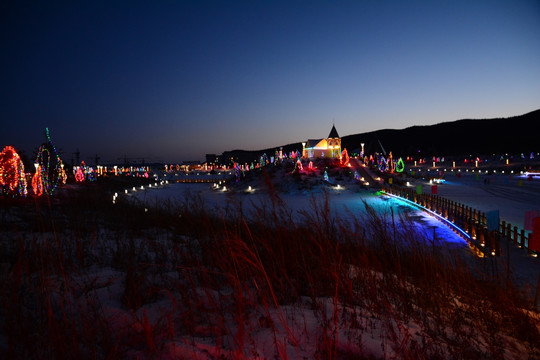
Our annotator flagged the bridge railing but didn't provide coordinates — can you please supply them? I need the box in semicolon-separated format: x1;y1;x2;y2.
381;183;536;258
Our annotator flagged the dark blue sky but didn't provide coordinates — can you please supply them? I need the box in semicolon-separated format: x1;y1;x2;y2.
1;1;539;164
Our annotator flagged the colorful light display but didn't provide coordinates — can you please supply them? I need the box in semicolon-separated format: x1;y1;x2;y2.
75;167;85;182
0;146;28;197
378;156;388;172
34;128;64;195
59;163;67;184
32;164;44;196
396;158;405;173
340;148;350;167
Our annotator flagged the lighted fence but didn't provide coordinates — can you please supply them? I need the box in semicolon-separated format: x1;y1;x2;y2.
381;184;536;257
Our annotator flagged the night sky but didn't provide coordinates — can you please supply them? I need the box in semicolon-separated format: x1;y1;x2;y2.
1;1;539;164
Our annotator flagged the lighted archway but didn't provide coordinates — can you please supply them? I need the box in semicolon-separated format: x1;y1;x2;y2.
35;128;64;195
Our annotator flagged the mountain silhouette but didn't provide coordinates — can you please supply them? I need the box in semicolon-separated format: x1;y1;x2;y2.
220;109;539;164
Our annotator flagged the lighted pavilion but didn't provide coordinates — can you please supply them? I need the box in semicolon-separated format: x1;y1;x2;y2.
302;125;341;158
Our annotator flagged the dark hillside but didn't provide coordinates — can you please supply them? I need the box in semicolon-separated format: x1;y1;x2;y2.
222;109;539;163
342;109;540;157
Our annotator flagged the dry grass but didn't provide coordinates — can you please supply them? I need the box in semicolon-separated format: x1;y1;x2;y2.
0;178;539;359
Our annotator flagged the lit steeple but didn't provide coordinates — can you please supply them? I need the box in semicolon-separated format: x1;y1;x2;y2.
328;124;339;138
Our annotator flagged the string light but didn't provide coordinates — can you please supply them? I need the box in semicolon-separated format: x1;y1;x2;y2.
0;146;28;197
75;167;85;182
35;128;64;195
32;164;44;196
396;158;405;173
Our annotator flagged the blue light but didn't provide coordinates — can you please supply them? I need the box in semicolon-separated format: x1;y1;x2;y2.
381;191;471;241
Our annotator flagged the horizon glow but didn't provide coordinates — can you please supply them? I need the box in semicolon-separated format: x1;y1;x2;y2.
1;1;539;163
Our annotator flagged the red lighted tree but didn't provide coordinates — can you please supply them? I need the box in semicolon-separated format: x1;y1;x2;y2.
340;148;350;167
0;145;28;197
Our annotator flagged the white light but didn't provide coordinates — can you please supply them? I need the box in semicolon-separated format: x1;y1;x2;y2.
248;185;252;191
132;187;136;191
125;189;128;194
222;186;227;191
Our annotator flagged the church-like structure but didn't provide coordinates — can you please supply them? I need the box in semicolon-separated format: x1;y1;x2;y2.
302;125;341;158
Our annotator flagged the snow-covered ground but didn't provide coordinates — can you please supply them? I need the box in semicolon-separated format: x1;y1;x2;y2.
128;181;467;248
128;173;539;296
3;170;539;359
412;171;540;231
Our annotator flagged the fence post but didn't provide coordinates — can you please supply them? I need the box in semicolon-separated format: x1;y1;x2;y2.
520;229;526;248
501;220;506;237
478;226;485;246
513;226;519;246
